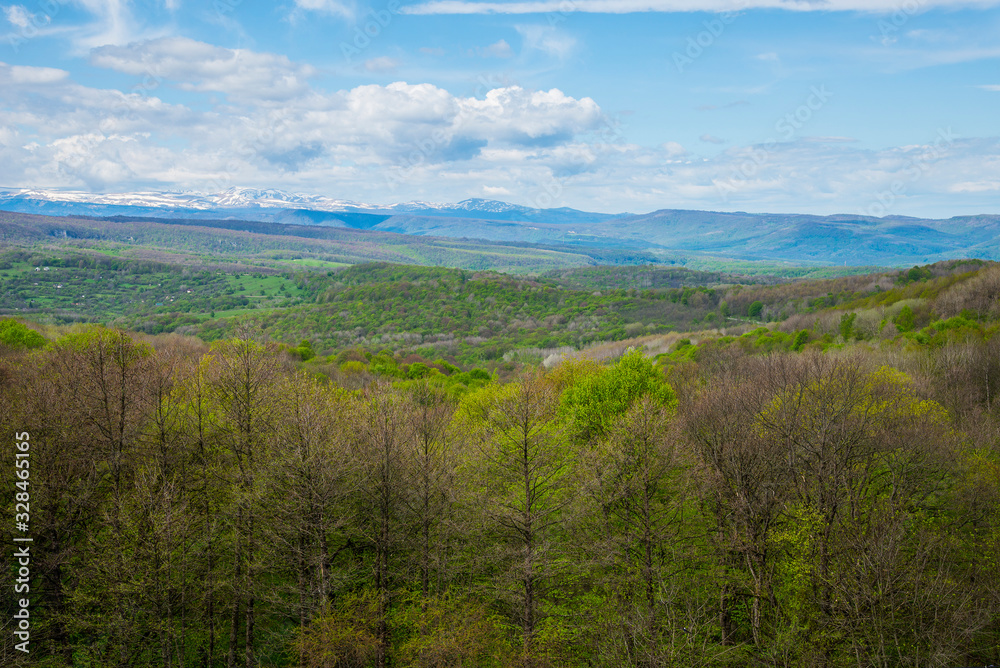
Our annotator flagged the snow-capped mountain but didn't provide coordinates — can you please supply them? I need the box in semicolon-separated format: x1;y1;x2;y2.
0;187;620;224
0;187;368;212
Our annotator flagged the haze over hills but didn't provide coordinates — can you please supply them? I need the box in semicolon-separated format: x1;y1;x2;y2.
2;187;999;267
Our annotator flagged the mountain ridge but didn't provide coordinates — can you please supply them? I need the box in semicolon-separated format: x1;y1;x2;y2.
3;187;1000;267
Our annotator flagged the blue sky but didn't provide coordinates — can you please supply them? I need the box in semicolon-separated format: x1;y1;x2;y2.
1;0;999;216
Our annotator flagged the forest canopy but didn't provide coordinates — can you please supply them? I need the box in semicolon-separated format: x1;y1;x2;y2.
2;312;999;667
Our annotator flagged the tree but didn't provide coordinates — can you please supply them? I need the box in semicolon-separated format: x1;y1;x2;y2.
400;381;457;602
455;373;574;662
683;355;791;654
757;354;955;665
838;312;856;341
209;332;283;668
265;372;359;658
563;350;684;663
560;349;676;444
50;328;159;666
894;304;916;332
353;384;414;667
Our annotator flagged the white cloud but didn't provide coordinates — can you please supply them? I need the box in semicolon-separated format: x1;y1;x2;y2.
293;0;355;18
65;0;159;52
364;56;402;72
455;86;602;144
0;60;611;196
3;5;31;29
90;38;318;101
3;46;999;217
479;39;513;58
700;134;725;144
950;181;1000;192
1;64;70;84
516;25;576;59
403;0;1000;14
979;84;1000;91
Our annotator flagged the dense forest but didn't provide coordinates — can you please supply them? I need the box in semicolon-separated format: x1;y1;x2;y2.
2;255;1000;667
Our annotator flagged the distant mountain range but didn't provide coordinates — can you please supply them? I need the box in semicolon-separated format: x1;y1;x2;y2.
0;187;619;224
2;187;999;266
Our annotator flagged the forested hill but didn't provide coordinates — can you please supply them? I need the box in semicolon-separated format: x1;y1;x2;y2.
0;209;664;273
3;287;1000;665
4;190;1000;266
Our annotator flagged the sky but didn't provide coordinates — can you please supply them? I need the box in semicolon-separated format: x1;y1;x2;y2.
0;0;998;217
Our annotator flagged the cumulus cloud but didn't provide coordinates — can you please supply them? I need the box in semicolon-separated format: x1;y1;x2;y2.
5;39;1000;217
403;0;1000;14
90;37;318;101
0;56;612;196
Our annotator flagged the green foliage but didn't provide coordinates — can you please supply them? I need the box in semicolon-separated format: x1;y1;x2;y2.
748;300;764;318
791;329;810;352
0;318;46;348
2;322;999;668
839;312;857;340
289;338;315;361
391;592;511;667
561;348;677;441
899;265;934;284
894;304;916;332
406;362;431;379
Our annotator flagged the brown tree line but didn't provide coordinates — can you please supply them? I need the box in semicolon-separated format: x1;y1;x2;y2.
1;328;999;667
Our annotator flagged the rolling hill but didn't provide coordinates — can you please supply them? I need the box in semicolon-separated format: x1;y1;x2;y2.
2;187;998;266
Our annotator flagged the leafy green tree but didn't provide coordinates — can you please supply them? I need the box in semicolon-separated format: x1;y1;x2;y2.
560;349;676;443
791;329;810;352
894;304;916;332
455;373;573;661
0;318;46;348
839;312;857;340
